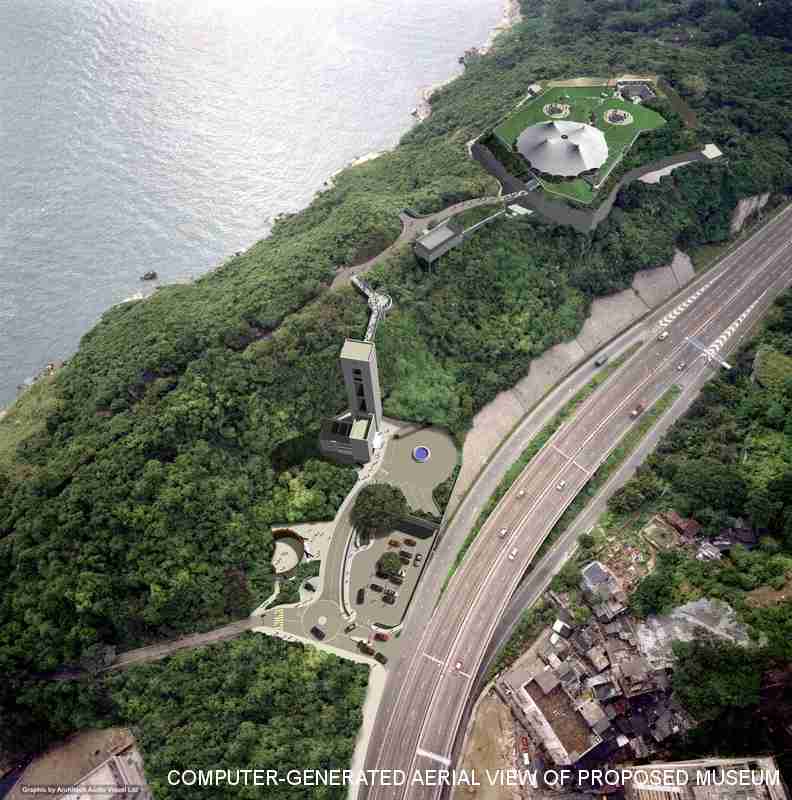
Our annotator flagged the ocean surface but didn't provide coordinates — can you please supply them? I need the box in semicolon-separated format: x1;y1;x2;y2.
0;0;501;407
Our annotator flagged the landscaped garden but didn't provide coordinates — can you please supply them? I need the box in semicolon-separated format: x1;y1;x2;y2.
493;84;666;204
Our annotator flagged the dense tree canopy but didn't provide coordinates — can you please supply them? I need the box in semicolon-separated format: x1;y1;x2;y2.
350;484;409;537
3;0;792;764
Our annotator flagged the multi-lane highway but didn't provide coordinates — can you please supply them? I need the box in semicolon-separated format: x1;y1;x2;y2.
363;205;792;800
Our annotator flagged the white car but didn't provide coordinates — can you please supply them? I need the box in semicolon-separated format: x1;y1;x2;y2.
677;361;687;371
508;548;518;561
498;527;509;538
455;661;463;671
517;489;526;498
556;480;566;491
658;330;669;341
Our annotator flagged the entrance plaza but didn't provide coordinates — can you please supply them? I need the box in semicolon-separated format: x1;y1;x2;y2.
254;421;456;665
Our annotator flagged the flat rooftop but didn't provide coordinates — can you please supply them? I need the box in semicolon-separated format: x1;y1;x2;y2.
341;339;375;361
526;680;592;758
417;222;459;251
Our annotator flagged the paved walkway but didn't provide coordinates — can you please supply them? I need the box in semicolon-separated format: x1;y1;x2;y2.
330;197;502;289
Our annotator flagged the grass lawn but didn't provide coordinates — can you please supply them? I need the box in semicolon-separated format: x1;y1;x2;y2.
493;85;665;205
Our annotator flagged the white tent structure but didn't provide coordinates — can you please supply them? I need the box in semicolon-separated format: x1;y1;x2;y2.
516;120;608;177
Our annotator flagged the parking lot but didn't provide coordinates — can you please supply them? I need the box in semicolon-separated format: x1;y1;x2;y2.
349;517;438;629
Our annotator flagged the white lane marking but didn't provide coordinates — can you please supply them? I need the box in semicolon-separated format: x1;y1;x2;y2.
416;748;451;767
550;444;574;460
423;653;444;666
457;669;473;679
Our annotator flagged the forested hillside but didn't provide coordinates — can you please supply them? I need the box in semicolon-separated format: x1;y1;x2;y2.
2;0;792;762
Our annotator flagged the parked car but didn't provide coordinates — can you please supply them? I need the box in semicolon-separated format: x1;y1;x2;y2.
594;353;609;367
358;641;375;655
370;583;383;592
390;575;403;586
383;594;396;605
404;538;417;547
388;539;400;547
384;587;398;597
508;548;518;561
414;553;423;564
399;550;412;560
374;632;389;642
356;588;365;605
304;581;315;592
310;626;325;640
344;622;357;634
374;652;388;665
658;330;669;341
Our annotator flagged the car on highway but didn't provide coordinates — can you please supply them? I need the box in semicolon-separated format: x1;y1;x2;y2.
498;527;509;538
658;330;669;341
356;588;365;605
508;548;518;561
594;354;609;367
556;480;566;491
374;652;388;665
630;402;645;418
677;361;687;371
370;583;383;592
374;632;389;642
404;538;416;547
310;626;325;640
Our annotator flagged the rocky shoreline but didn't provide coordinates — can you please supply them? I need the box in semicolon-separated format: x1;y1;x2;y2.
412;0;522;121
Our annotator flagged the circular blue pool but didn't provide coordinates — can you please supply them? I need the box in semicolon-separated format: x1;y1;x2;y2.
412;445;431;463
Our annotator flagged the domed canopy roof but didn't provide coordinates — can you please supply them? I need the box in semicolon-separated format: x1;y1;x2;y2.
516;120;608;177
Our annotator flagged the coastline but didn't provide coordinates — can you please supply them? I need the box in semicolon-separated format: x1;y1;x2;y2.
1;0;519;416
412;0;522;121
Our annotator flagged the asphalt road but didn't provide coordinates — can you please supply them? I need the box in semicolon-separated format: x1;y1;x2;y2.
362;205;792;800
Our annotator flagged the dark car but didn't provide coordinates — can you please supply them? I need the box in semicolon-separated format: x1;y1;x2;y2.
370;583;383;592
390;575;403;586
358;641;375;656
310;626;325;640
374;632;389;642
356;588;365;605
399;550;411;560
304;581;315;593
404;538;417;547
344;622;357;634
383;594;396;605
374;652;388;665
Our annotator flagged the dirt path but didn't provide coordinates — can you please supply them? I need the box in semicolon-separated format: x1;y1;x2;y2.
102;618;259;672
330;196;501;289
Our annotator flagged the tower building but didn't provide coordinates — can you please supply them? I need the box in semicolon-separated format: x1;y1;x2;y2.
319;339;383;465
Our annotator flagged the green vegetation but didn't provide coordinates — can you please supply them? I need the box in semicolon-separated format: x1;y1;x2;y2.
604;288;792;767
272;560;322;607
106;634;367;800
492;84;666;203
538;383;681;559
350;483;409;537
485;600;555;681
445;343;640;586
379;551;403;576
3;0;792;764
